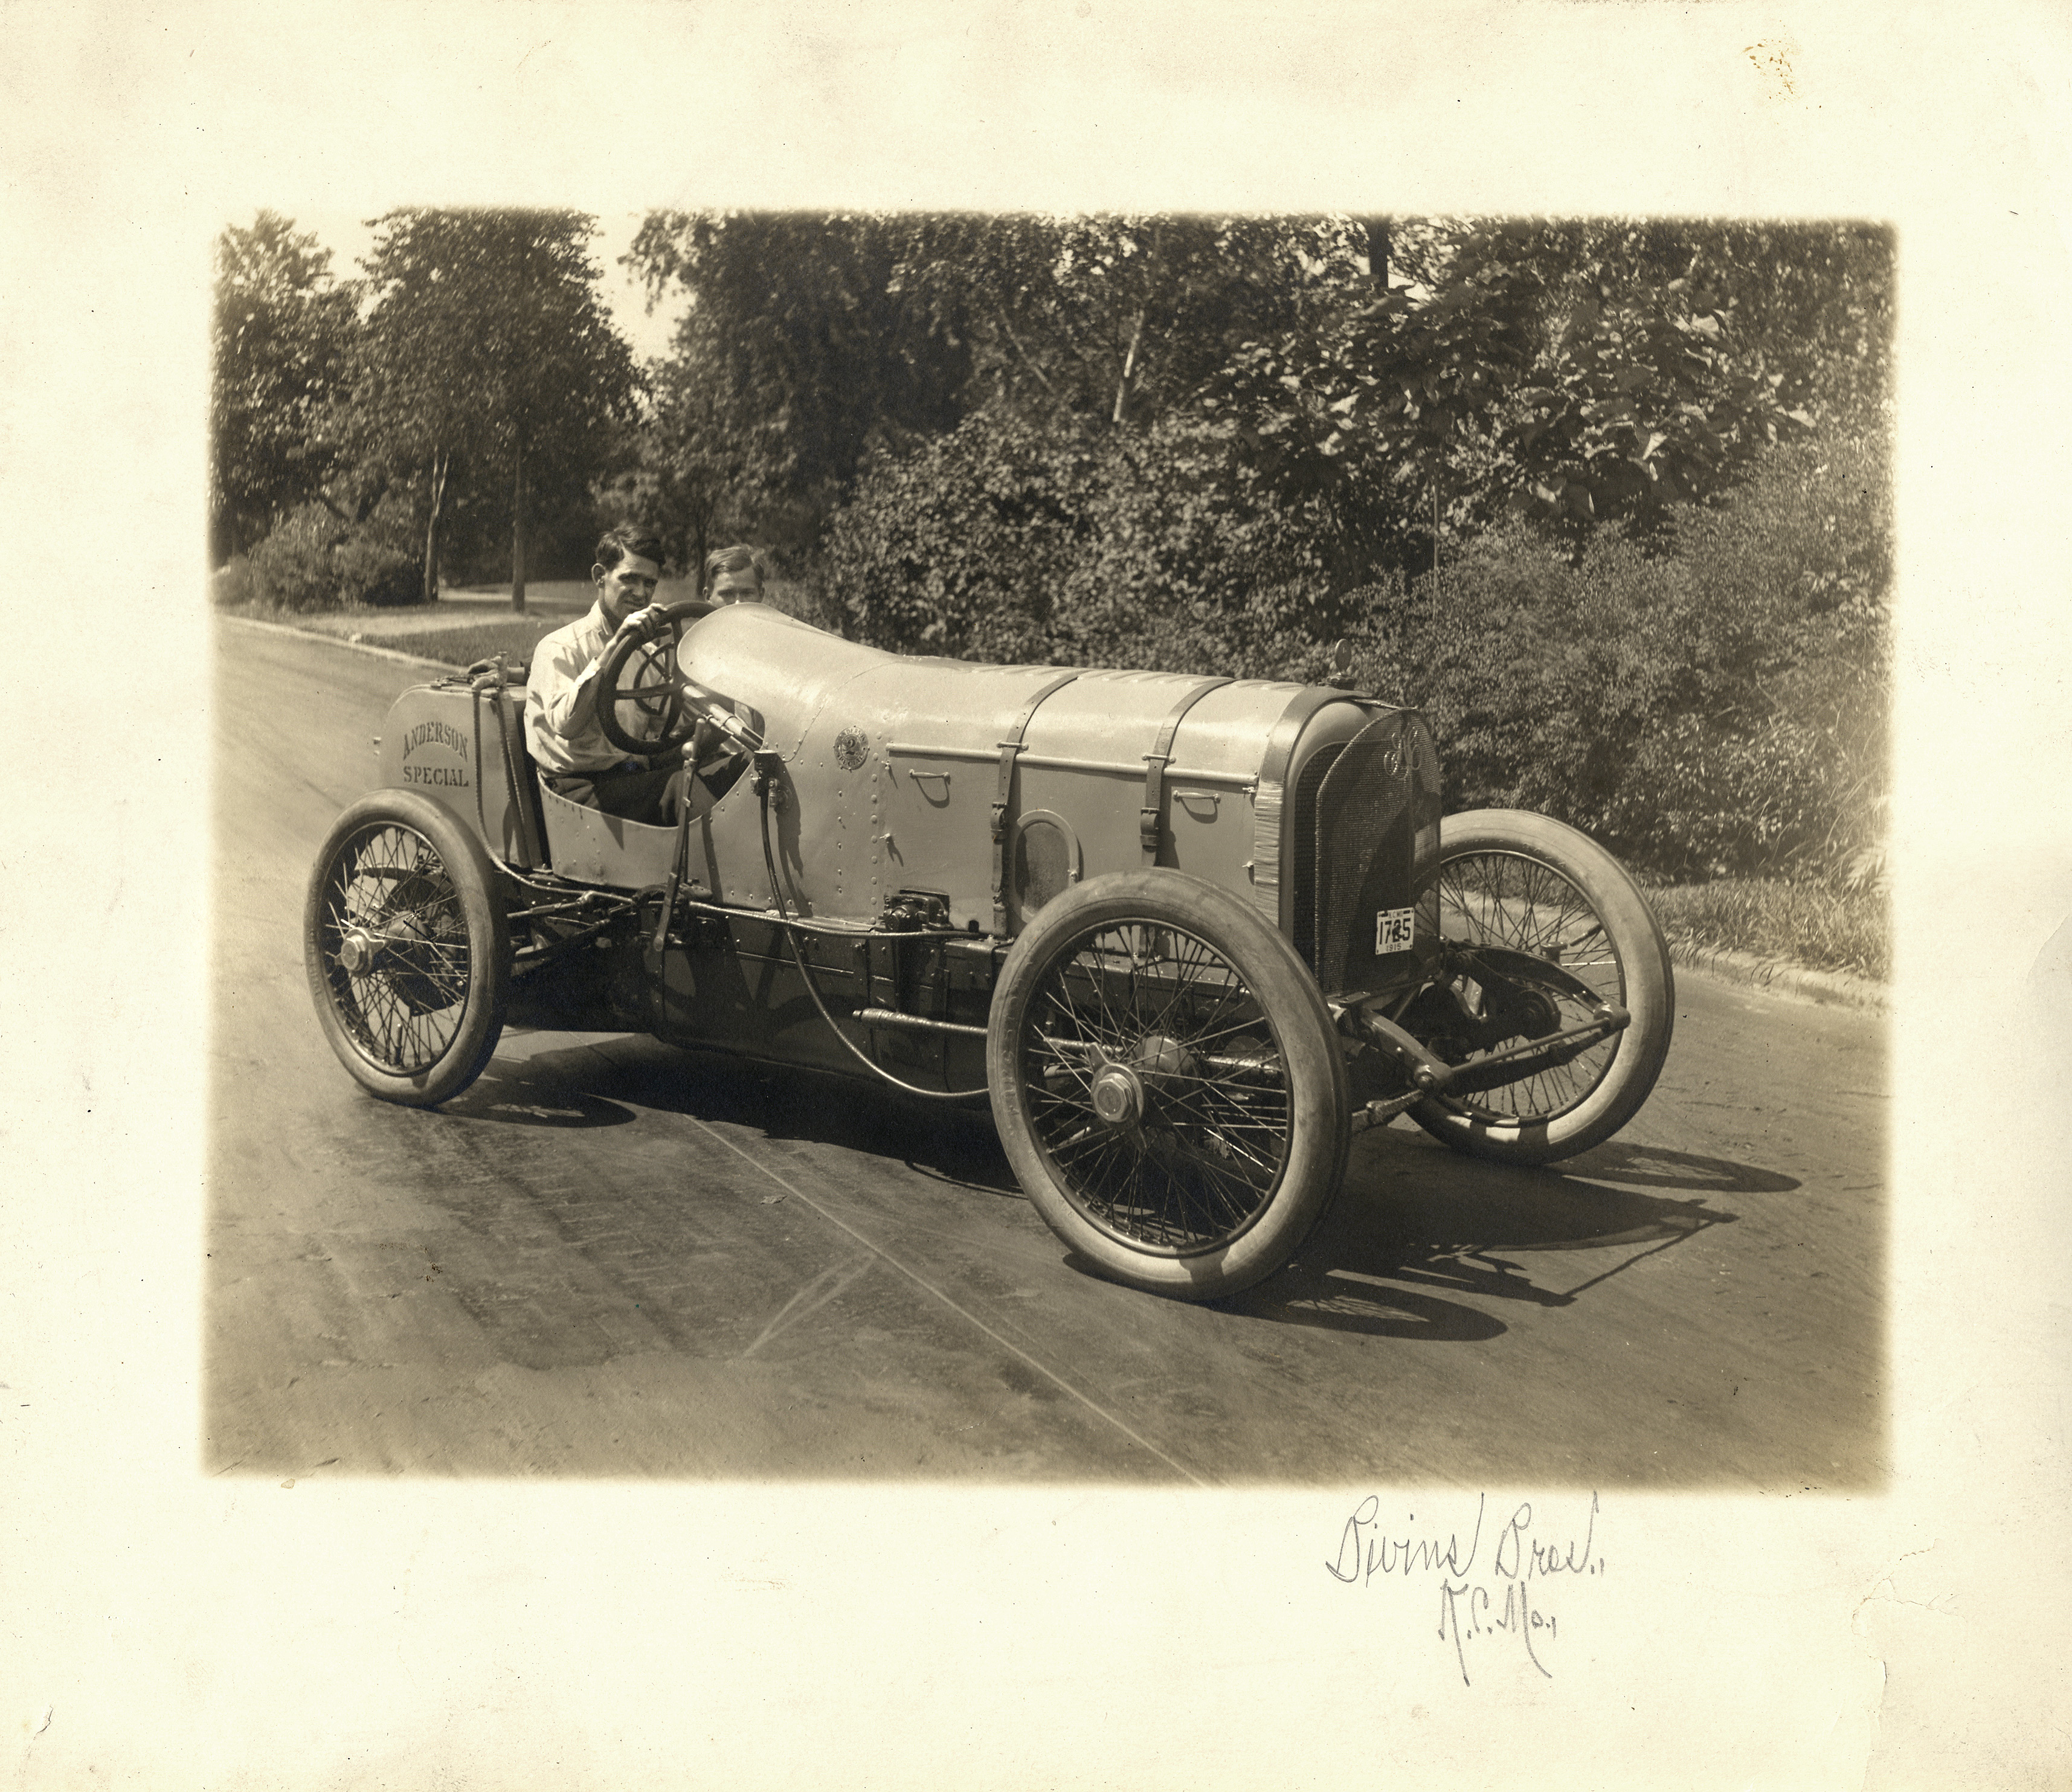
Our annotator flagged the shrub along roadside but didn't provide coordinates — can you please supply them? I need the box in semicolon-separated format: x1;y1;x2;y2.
246;501;423;611
1340;434;1891;884
828;409;1366;676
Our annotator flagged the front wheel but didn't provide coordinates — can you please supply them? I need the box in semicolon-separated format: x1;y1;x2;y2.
304;790;512;1106
988;872;1350;1300
1411;809;1673;1164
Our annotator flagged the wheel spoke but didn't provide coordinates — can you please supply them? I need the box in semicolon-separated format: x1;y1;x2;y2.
1018;911;1292;1255
317;818;475;1077
1430;849;1628;1122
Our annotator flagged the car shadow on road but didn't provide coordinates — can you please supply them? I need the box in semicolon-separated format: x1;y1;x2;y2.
477;1034;1025;1197
1541;1136;1801;1195
1229;1129;1756;1338
469;1035;1801;1346
441;1071;642;1128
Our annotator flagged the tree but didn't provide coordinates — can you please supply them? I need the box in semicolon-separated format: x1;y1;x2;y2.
626;211;976;563
595;353;754;582
358;209;642;608
883;213;1369;430
1203;218;1890;571
626;210;1376;563
210;211;358;563
632;210;1891;638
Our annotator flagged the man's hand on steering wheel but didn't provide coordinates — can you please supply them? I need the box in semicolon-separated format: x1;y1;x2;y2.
593;596;761;762
591;605;692;756
609;603;666;647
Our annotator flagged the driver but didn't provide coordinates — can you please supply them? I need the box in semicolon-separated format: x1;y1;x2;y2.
526;525;708;826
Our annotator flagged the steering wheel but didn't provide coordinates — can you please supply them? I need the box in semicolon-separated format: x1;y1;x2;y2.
593;597;713;758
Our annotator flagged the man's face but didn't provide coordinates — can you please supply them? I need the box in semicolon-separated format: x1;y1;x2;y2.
710;567;762;605
595;552;662;627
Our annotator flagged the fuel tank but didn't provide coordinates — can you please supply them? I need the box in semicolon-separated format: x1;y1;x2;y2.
677;605;1408;946
375;676;538;868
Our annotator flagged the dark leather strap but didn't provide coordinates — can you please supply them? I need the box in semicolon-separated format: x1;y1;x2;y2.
1139;677;1234;858
991;672;1081;932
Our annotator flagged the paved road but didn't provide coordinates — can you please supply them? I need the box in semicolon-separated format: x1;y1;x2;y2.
209;620;1887;1488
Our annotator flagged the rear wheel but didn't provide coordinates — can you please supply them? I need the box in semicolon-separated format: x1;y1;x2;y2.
304;791;511;1106
1411;809;1673;1164
989;872;1349;1300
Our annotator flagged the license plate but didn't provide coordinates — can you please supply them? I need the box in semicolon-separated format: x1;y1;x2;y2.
1375;907;1415;952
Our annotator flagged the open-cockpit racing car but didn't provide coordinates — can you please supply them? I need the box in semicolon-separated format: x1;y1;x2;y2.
304;599;1675;1301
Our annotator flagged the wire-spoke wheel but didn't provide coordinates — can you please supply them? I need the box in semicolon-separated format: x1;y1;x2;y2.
304;790;511;1106
989;872;1348;1300
1412;809;1673;1164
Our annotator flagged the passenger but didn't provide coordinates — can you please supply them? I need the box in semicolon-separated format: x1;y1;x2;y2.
703;542;765;605
526;525;707;827
677;542;768;800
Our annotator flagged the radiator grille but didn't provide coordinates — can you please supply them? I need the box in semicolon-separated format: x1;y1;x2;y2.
1288;742;1346;972
1310;711;1442;995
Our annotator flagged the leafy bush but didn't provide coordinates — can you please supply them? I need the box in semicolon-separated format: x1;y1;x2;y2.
1062;419;1358;678
1346;431;1891;878
247;503;424;611
333;523;423;606
247;506;345;611
829;411;1108;663
1609;436;1891;872
828;409;1365;676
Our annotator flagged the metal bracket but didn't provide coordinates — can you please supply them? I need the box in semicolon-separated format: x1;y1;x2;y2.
1140;676;1233;859
990;672;1079;932
1341;1006;1457;1094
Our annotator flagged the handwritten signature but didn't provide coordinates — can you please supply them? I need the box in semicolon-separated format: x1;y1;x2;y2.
1326;1492;1604;1685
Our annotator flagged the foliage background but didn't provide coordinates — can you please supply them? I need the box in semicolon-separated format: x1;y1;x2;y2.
211;207;1893;890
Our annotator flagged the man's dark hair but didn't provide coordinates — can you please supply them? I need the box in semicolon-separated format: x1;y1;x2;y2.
595;524;666;574
703;544;765;593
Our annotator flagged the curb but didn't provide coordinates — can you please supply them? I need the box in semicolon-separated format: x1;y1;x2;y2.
1668;939;1887;1010
217;612;468;673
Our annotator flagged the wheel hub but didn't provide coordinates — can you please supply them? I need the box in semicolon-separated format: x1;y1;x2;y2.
1090;1064;1145;1127
337;926;379;974
1488;984;1562;1041
1517;989;1562;1035
1131;1033;1193;1089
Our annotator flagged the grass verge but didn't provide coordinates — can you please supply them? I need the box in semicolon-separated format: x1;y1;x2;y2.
220;605;576;668
351;619;568;669
1642;876;1890;982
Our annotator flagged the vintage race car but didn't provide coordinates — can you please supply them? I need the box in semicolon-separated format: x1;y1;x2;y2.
305;599;1675;1301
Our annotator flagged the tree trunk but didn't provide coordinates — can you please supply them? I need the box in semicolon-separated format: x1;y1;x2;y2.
510;435;527;614
422;447;449;605
1365;217;1391;287
1112;311;1145;426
